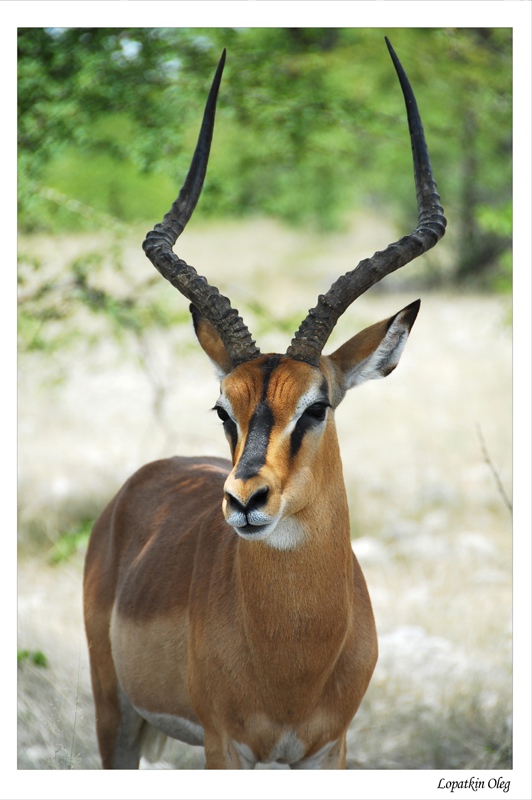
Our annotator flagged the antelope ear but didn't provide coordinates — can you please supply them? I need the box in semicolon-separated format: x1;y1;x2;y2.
326;299;420;398
190;304;233;377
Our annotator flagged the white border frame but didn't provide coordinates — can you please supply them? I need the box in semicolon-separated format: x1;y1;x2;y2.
6;3;531;799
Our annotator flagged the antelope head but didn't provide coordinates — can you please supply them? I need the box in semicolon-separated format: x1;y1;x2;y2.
143;41;446;547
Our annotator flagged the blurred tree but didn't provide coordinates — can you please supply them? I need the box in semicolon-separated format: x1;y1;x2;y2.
435;28;512;285
18;27;512;287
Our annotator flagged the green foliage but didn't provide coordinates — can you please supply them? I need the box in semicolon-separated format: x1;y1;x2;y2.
476;202;512;293
477;202;512;240
49;518;94;564
18;649;49;668
18;27;512;286
41;147;178;227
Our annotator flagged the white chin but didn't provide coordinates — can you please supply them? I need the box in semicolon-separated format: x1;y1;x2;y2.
232;520;279;540
232;517;305;551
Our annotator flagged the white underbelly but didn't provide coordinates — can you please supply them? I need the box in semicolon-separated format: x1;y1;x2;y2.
134;705;205;747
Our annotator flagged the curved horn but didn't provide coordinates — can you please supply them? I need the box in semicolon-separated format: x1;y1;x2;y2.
143;50;261;367
286;37;447;366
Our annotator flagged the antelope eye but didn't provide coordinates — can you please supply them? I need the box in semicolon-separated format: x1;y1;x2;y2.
304;402;328;421
215;406;230;422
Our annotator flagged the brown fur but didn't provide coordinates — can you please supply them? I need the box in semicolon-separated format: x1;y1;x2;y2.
84;307;418;769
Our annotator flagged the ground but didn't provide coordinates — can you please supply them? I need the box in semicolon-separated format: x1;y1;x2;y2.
17;222;512;771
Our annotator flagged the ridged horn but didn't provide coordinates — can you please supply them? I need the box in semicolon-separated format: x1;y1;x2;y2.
286;37;447;366
142;49;261;367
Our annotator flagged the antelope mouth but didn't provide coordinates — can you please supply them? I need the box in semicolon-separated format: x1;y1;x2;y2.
229;514;307;551
229;518;279;540
236;524;270;537
224;499;283;541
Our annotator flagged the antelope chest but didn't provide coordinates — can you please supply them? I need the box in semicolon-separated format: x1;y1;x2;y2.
187;615;359;760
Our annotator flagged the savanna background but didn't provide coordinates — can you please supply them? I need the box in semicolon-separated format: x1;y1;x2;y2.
18;27;512;771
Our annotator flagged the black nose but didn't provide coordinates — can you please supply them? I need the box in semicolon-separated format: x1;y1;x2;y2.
225;486;269;516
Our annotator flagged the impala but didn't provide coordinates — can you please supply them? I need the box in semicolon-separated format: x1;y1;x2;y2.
83;38;446;770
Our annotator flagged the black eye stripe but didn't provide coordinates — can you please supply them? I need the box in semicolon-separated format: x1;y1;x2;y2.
224;417;238;454
214;405;238;452
290;407;327;460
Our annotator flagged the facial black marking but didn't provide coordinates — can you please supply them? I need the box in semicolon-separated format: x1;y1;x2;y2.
290;377;330;460
259;355;281;400
235;402;274;480
214;405;238;454
232;356;281;481
226;358;332;474
290;402;329;460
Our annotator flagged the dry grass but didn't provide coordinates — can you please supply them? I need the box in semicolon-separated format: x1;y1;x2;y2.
18;220;512;771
